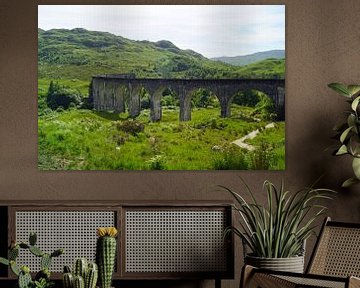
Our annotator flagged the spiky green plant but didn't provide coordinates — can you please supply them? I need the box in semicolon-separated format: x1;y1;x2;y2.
328;83;360;187
0;232;63;288
96;227;118;288
222;179;335;258
62;260;98;288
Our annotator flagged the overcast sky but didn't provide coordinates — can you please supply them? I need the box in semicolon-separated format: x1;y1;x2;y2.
38;5;285;58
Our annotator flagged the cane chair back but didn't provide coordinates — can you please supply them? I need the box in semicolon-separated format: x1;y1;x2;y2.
241;217;360;288
307;217;360;278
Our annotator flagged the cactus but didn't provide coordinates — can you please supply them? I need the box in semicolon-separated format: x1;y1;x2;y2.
85;263;98;288
0;257;9;266
29;232;37;246
96;227;118;288
0;232;63;288
35;268;50;281
18;269;32;288
41;253;52;270
9;246;19;260
63;259;98;288
63;272;74;288
29;245;44;257
74;275;85;288
10;260;20;276
74;258;87;279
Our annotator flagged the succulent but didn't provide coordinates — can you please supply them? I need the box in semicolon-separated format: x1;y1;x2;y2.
0;232;63;288
63;259;98;288
96;227;118;288
73;275;85;288
329;83;360;187
74;258;87;279
85;262;98;288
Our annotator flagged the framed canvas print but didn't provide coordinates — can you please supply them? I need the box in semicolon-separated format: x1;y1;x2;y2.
38;5;285;170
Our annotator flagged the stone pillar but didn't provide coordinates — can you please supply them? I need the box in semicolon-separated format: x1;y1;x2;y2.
220;97;231;118
99;80;106;111
91;79;99;110
179;89;192;121
129;84;141;118
114;85;126;113
150;88;163;122
277;86;285;120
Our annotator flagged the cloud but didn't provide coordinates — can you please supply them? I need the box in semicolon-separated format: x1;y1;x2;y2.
38;5;285;58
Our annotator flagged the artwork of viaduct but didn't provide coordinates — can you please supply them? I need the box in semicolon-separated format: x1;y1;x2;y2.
90;75;285;121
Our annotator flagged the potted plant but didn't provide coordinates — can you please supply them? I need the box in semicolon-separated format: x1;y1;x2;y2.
0;232;63;288
328;83;360;187
222;179;334;273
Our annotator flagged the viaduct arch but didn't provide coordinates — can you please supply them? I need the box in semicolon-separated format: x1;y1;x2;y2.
90;75;285;122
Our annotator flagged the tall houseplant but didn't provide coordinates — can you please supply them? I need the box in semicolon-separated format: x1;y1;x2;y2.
328;83;360;187
222;179;334;272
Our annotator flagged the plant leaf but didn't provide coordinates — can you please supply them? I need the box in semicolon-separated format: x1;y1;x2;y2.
336;145;348;155
328;83;351;97
351;96;360;111
340;127;353;143
352;157;360;179
342;177;360;188
347;85;360;97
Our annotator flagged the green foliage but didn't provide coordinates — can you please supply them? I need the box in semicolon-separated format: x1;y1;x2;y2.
232;90;261;107
38;28;285;81
32;278;54;288
147;154;166;170
212;146;249;170
222;179;335;258
328;82;360;187
47;81;83;110
252;94;277;121
191;89;219;108
0;233;63;288
115;119;145;135
38;107;285;170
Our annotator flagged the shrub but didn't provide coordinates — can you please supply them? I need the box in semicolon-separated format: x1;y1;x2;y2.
147;154;166;170
250;142;274;169
116;120;145;135
252;95;277;121
47;81;82;110
212;146;248;170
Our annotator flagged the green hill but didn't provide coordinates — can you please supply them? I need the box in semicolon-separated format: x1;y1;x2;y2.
212;50;285;66
38;28;285;81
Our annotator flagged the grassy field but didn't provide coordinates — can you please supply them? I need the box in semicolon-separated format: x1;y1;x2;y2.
38;105;285;170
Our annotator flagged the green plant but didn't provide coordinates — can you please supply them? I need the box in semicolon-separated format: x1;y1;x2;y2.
328;83;360;187
222;179;334;258
62;259;98;288
96;227;118;288
0;232;63;288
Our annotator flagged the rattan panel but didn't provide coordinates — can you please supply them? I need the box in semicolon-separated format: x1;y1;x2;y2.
277;275;345;288
125;210;227;273
15;211;115;272
310;226;360;277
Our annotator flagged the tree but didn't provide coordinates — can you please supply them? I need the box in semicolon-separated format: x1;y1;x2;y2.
46;81;82;110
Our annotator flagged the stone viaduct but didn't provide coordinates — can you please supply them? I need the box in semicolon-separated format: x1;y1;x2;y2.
90;75;285;121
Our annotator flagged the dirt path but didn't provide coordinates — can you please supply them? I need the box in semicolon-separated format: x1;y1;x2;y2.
231;122;275;151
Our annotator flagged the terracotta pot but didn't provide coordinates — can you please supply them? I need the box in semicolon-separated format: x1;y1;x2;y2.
245;254;305;273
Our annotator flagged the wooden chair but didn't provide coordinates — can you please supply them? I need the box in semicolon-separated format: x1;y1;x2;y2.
241;217;360;288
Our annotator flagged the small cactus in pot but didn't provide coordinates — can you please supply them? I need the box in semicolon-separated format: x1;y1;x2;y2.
0;232;64;288
62;259;98;288
96;227;118;288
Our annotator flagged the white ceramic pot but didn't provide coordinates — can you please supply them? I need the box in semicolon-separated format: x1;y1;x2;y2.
245;254;305;273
